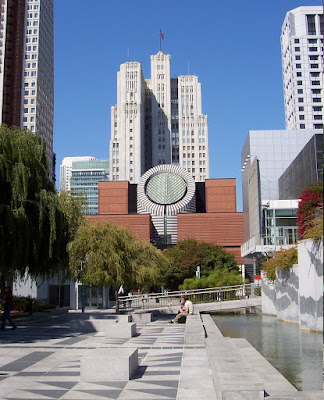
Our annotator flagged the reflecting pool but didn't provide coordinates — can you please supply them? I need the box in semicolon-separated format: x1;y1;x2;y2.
211;312;323;391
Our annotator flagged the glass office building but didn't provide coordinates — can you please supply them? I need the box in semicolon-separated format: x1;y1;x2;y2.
70;159;109;215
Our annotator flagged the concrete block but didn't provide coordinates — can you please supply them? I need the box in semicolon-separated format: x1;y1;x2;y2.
131;312;152;324
105;322;137;338
81;348;138;381
70;318;134;333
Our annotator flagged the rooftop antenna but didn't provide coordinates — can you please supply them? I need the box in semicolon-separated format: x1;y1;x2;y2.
160;29;164;52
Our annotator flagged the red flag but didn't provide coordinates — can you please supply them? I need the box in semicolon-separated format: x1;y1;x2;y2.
160;29;164;40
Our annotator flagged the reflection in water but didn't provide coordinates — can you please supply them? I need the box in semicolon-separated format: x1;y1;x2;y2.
211;313;323;391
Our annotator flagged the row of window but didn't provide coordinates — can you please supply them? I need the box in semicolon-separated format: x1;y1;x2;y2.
295;38;323;44
295;46;321;52
299;115;322;120
300;124;323;129
298;106;322;111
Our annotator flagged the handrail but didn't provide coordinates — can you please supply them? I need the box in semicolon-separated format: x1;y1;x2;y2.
118;284;258;311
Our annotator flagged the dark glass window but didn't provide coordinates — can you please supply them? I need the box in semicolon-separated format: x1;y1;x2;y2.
307;14;316;35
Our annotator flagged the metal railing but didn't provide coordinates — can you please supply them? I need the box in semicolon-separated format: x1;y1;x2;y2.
118;284;258;311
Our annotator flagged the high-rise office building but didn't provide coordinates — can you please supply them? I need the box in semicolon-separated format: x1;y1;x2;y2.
60;156;95;191
109;51;209;183
0;0;26;127
281;6;323;130
0;0;54;179
70;159;109;215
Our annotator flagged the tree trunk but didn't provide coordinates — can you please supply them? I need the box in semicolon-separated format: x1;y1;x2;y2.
115;289;119;314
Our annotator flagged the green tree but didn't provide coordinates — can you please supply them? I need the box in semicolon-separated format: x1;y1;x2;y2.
68;221;168;313
162;238;239;290
0;125;73;282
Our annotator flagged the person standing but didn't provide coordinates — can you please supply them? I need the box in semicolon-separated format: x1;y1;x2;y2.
1;286;17;330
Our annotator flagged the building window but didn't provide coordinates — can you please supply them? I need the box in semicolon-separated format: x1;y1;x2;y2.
314;115;322;120
297;80;302;85
314;124;323;129
310;64;319;68
296;64;301;68
313;98;321;103
307;14;316;35
294;47;300;51
298;98;304;103
313;106;322;112
299;106;304;111
295;55;301;60
299;115;305;120
308;39;317;44
300;124;305;129
312;89;321;94
296;72;302;77
297;89;303;94
309;47;317;52
312;81;320;85
294;38;299;43
309;55;318;60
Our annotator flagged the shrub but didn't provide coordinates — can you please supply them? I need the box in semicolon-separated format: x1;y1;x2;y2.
297;182;323;239
262;247;298;282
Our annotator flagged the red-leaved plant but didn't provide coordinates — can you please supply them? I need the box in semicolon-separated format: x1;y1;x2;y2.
297;182;323;239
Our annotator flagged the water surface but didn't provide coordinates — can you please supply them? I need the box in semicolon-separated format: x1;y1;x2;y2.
211;312;323;391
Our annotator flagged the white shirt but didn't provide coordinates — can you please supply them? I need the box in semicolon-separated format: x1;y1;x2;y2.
184;300;193;315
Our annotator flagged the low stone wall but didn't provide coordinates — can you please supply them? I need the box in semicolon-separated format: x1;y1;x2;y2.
261;239;323;332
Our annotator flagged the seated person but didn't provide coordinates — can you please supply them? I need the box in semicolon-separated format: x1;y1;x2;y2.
169;295;193;323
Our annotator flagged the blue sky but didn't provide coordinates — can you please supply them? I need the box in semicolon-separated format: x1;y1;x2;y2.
53;0;321;210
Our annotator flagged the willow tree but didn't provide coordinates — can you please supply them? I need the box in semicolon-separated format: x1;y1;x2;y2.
68;221;168;313
0;125;74;283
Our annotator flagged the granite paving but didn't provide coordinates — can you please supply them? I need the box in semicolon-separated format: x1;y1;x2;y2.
0;309;216;399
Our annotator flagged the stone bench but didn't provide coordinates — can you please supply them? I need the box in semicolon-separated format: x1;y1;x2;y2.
105;322;137;339
131;312;153;324
81;348;138;380
184;314;205;345
70;319;136;338
68;311;132;323
202;314;264;400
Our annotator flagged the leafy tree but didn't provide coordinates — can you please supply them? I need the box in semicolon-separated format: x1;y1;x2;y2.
162;238;239;290
0;125;74;282
297;181;323;239
68;221;168;313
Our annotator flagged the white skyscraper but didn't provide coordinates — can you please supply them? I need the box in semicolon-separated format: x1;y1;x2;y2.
109;51;209;183
60;156;95;191
22;0;54;177
281;6;323;130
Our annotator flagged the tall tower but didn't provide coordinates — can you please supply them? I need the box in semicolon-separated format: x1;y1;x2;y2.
0;0;54;179
109;62;145;183
22;0;54;177
0;0;26;127
109;51;209;183
281;6;323;130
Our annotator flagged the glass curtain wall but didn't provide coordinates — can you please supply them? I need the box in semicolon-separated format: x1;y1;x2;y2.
263;208;300;245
